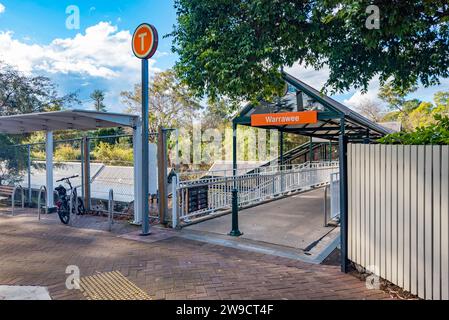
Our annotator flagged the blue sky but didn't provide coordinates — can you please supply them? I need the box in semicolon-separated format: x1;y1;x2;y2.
0;1;448;113
0;0;178;112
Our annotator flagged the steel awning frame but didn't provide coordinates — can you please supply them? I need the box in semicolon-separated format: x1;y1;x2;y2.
0;109;139;134
233;72;392;142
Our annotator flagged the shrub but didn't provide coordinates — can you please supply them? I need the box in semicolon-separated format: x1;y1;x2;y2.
92;142;133;165
54;144;81;161
378;114;449;145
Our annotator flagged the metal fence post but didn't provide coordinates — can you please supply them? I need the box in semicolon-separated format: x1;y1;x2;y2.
82;136;91;211
108;189;114;231
80;138;84;205
339;118;349;273
27;144;32;206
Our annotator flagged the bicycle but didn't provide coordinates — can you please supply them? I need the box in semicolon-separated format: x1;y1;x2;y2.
55;175;86;225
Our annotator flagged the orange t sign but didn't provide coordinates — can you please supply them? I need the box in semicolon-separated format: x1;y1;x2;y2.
132;23;158;59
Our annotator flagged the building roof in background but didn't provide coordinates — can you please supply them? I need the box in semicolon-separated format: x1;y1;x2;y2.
378;121;402;132
0;110;139;134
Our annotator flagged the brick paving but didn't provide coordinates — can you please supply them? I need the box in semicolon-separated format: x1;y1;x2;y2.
0;210;392;300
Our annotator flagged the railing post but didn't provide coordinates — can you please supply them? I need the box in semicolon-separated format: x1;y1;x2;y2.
172;174;178;229
324;185;329;227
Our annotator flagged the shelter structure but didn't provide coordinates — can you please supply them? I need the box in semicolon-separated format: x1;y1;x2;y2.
230;72;392;271
0;109;144;224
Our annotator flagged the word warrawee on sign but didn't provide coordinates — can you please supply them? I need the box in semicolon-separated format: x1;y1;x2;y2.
251;111;318;126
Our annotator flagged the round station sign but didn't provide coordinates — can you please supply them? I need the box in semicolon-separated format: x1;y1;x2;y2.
132;23;158;59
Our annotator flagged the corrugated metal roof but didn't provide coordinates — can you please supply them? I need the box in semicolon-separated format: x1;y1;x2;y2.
90;166;135;203
29;161;104;190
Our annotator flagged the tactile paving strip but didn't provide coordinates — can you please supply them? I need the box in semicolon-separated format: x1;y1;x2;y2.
80;271;151;300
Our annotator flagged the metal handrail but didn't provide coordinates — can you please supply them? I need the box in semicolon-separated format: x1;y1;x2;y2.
176;163;339;222
37;185;47;220
11;185;25;216
108;189;114;231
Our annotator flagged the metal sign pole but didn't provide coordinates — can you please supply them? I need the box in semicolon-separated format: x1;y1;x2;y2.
132;22;158;235
141;58;150;236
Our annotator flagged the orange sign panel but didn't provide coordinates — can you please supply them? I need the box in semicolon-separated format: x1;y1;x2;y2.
251;111;318;126
132;23;158;59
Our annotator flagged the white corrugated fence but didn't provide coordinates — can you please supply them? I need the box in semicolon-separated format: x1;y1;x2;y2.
348;144;449;300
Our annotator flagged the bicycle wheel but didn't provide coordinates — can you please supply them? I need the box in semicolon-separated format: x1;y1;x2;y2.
57;203;70;225
77;197;86;215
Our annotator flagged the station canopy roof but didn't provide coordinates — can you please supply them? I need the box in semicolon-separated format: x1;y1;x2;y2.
234;72;393;142
0;109;139;134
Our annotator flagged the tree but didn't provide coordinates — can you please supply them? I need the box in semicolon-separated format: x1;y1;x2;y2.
170;0;449;101
379;114;449;145
353;98;385;122
0;135;26;185
90;89;107;112
1;62;80;183
0;62;79;116
120;70;202;132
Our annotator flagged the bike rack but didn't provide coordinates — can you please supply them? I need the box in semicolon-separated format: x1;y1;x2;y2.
108;189;114;232
69;187;78;223
11;185;25;216
37;185;47;220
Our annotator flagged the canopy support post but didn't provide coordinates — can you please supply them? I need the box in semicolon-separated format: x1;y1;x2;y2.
133;121;143;224
45;131;54;209
339;118;349;273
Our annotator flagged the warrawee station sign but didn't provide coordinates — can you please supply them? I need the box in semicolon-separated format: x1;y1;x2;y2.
251;111;318;126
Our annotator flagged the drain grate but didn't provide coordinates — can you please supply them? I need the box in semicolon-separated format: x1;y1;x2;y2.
80;271;151;300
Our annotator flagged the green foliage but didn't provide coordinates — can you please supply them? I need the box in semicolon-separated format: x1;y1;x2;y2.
121;69;202;133
0;62;80;116
170;0;449;101
92;141;133;165
90;89;107;112
378;114;449;145
54;144;81;162
0;135;27;185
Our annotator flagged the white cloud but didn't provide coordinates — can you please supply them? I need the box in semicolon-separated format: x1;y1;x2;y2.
0;22;164;111
0;21;160;80
284;62;330;90
343;77;384;109
0;3;5;14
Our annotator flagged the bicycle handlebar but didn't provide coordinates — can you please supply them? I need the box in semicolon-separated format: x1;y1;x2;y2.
56;175;79;183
